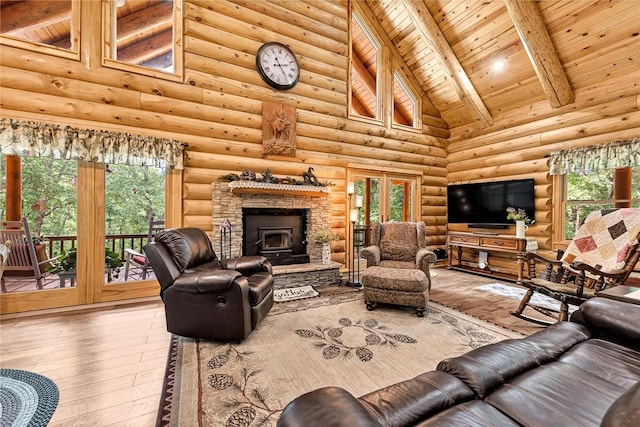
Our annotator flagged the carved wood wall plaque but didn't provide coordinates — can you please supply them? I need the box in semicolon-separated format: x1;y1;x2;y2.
262;101;296;156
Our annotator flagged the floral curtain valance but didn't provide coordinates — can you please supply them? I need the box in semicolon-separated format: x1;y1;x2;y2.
0;118;184;169
549;137;639;175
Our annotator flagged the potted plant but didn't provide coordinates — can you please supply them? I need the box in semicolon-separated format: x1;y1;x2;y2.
506;207;534;238
309;228;338;265
52;247;124;280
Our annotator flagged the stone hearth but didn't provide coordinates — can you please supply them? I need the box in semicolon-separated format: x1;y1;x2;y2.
212;182;333;266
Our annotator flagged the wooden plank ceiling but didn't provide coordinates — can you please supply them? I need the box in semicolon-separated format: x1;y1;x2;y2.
1;0;636;133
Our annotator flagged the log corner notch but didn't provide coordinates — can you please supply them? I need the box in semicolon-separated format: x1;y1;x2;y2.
400;0;494;129
503;0;575;108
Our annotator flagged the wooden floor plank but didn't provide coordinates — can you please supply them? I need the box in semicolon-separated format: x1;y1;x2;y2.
0;269;553;426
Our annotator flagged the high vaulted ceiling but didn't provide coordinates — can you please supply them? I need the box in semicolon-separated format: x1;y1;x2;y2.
1;0;637;135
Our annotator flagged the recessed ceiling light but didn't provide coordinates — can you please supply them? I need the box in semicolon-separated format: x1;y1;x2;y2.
493;60;505;72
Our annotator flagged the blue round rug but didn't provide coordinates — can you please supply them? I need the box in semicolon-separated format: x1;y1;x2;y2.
0;369;59;427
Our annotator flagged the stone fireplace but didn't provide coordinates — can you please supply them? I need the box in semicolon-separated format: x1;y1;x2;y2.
242;207;310;266
211;182;333;265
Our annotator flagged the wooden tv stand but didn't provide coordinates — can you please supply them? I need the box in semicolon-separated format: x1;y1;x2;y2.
447;232;538;283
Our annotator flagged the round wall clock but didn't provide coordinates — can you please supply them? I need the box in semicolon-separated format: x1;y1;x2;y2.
256;42;300;90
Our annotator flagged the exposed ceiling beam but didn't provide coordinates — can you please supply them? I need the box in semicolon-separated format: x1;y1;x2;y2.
400;0;494;128
117;30;172;65
0;1;70;36
116;2;173;48
503;0;574;108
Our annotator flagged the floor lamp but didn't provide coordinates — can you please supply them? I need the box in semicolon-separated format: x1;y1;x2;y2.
346;195;363;287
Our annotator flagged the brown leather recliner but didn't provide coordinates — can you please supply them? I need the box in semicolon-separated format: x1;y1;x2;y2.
144;227;274;341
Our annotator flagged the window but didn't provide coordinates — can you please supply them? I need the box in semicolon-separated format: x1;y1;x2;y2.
350;8;421;131
104;163;165;284
392;71;420;129
350;11;380;122
562;167;640;239
0;0;79;59
103;0;182;79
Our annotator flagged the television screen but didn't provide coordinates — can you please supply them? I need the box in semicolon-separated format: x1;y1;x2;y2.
447;179;535;226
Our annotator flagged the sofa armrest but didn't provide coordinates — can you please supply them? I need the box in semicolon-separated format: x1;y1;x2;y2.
361;246;380;267
570;297;640;352
221;255;273;275
601;381;640;427
172;269;242;294
277;387;380;427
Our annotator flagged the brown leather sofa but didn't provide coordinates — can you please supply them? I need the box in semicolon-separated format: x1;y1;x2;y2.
144;227;274;341
277;297;640;426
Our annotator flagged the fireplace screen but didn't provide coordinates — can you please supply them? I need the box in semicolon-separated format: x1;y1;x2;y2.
259;228;293;252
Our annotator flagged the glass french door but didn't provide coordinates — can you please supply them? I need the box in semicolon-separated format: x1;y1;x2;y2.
350;171;420;226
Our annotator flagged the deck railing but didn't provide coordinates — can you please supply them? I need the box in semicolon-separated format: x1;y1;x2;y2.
43;233;148;261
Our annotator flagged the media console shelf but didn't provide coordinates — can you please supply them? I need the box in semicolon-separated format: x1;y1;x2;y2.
447;232;538;283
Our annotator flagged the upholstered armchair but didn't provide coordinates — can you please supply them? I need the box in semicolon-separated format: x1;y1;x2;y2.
360;222;437;316
144;227;274;341
361;221;437;282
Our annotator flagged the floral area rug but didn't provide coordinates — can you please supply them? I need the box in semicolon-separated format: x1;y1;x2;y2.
157;292;522;426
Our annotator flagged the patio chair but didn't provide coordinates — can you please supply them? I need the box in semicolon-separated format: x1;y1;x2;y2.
0;240;10;285
0;218;57;291
511;208;640;325
123;216;164;281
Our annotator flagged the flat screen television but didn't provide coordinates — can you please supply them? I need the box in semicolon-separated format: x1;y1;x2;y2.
447;178;535;228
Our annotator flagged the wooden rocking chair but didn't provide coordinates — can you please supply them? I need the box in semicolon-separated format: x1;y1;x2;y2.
123;216;165;281
511;208;640;325
1;218;58;292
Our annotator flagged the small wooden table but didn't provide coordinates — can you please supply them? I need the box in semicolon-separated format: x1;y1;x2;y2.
447;232;538;283
598;285;640;305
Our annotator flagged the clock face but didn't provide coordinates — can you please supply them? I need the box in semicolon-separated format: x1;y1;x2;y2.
256;42;300;90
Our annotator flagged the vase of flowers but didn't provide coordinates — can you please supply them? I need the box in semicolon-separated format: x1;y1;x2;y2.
309;228;338;264
506;207;534;238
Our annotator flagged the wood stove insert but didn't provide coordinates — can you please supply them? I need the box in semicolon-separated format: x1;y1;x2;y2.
242;208;310;266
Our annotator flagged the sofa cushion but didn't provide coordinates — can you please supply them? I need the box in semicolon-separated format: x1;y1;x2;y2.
486;361;630;427
558;339;640;389
436;322;590;398
359;371;475;427
419;401;519;427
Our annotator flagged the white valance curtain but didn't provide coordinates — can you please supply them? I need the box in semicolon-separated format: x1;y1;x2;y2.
0;118;184;169
549;137;639;175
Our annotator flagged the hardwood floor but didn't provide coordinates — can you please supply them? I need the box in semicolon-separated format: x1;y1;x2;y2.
0;300;171;427
0;268;547;426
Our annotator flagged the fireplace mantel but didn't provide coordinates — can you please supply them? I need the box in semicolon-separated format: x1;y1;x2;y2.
227;181;330;197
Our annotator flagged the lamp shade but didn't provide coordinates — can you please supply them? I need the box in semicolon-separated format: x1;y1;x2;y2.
347;182;354;195
355;195;363;208
350;209;358;222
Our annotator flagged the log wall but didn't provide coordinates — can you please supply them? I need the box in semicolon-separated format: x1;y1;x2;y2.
1;0;638;275
446;81;639;276
0;0;449;266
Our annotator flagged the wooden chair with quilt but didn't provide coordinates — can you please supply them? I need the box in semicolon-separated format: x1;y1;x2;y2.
123;216;165;281
1;218;57;292
511;208;640;325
